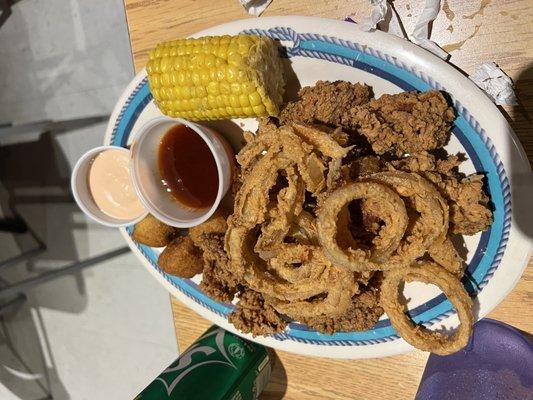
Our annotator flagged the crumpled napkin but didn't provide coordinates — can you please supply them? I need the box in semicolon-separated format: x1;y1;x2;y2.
239;0;272;16
355;3;518;106
358;0;388;31
356;0;448;59
357;0;405;37
469;62;518;105
410;0;449;59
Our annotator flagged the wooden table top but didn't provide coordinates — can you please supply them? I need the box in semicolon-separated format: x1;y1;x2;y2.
123;1;532;398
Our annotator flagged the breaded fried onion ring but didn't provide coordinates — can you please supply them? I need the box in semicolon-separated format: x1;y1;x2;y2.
381;262;473;355
428;237;465;277
317;181;409;271
267;261;356;318
369;171;449;260
255;165;305;259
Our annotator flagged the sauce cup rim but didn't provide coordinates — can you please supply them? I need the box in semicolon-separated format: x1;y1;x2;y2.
129;116;232;228
71;145;148;228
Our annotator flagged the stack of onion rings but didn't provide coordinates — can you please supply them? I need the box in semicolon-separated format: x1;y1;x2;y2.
226;122;476;355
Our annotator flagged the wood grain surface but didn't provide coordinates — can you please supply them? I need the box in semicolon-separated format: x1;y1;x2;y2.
123;1;533;398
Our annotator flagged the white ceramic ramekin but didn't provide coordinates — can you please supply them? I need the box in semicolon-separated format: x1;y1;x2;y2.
129;116;233;228
71;145;148;227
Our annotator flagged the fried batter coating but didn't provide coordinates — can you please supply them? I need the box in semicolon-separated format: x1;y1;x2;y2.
199;233;240;303
229;290;287;336
442;175;492;235
149;81;492;353
158;236;203;278
300;284;383;334
280;80;372;125
132;214;177;247
350;155;385;179
344;91;455;155
428;237;465;277
391;152;492;235
381;262;474;355
189;213;241;303
189;212;228;246
281;81;454;156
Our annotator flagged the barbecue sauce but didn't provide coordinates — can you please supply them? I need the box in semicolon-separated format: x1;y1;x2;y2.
158;124;218;209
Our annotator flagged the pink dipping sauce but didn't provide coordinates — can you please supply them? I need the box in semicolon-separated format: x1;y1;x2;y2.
88;149;145;220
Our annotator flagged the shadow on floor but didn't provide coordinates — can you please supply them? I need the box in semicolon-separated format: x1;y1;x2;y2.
0;131;90;312
0;117;116;399
0;301;68;400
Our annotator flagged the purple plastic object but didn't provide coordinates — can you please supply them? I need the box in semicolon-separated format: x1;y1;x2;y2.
416;318;533;400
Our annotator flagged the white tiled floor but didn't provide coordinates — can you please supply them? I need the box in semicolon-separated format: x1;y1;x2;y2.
0;1;178;399
0;0;134;124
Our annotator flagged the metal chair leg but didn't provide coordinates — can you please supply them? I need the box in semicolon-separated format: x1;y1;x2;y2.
0;216;28;233
0;245;46;270
0;293;26;316
0;247;130;299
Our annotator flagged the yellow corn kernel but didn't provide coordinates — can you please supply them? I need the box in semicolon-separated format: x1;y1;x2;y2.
223;95;231;107
237;35;254;46
227;52;242;67
219;35;231;44
196;86;207;98
204;53;216;68
146;61;154;74
226;65;239;83
215;45;228;59
207;81;219;95
219;82;231;95
161;73;171;86
180;86;191;99
216;68;225;82
147;34;284;120
191;98;201;110
266;103;277;115
200;71;210;86
239;94;250;107
192;53;205;66
227;42;239;57
249;92;262;106
241;82;256;94
252;104;266;115
191;71;201;86
229;95;240;108
170;72;178;86
207;95;218;108
172;87;181;99
150;74;160;88
230;83;241;95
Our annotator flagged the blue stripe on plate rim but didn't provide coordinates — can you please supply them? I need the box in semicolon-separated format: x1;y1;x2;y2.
110;27;511;347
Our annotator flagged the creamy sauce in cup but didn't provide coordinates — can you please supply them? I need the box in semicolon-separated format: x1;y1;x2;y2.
88;149;145;220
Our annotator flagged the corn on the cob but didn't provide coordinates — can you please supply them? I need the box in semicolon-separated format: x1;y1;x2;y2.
146;35;284;121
